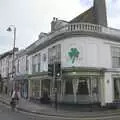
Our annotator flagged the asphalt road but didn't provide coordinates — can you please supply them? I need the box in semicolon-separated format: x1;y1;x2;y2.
1;102;120;120
0;102;65;120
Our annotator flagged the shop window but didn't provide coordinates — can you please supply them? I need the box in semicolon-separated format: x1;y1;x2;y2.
114;78;120;99
41;80;50;96
65;80;73;94
31;80;40;97
77;80;89;95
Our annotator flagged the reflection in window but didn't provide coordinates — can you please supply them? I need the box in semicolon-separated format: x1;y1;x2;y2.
31;80;40;97
48;44;61;64
32;53;41;73
112;47;120;68
41;79;50;96
77;80;88;95
114;78;120;99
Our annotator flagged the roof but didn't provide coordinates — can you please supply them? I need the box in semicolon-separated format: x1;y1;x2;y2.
0;48;18;59
15;49;27;58
70;7;97;24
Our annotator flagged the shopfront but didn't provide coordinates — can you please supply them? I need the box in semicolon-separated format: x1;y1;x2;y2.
60;68;105;104
28;73;51;99
15;75;28;99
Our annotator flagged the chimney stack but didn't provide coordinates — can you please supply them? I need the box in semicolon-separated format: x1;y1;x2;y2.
51;17;58;32
94;0;107;27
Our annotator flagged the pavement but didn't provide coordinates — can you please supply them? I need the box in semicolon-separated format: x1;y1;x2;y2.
1;94;120;119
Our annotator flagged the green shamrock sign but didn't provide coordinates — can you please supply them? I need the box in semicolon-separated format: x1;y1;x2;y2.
68;48;80;64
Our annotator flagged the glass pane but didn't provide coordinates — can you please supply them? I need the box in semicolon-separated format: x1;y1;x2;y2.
77;80;88;95
65;80;73;94
114;78;120;99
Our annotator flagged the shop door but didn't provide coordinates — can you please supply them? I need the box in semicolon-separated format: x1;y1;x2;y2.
114;78;120;100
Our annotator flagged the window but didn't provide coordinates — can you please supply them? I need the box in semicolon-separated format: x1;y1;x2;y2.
38;53;41;72
26;56;29;72
32;55;38;73
112;47;120;68
41;79;50;96
31;80;40;97
77;80;88;95
43;53;46;62
32;53;41;73
17;60;19;73
114;78;120;99
65;80;73;94
48;44;61;64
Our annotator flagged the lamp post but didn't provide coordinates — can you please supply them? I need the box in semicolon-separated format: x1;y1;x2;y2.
51;56;58;111
53;62;61;111
54;62;58;111
7;25;16;90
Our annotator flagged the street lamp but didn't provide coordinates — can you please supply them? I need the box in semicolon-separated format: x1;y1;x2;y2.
7;25;16;90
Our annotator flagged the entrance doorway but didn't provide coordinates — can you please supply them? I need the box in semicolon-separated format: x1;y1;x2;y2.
77;79;89;95
114;78;120;100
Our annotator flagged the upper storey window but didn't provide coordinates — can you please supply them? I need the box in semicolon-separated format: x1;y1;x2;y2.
112;47;120;68
48;44;61;64
32;53;41;73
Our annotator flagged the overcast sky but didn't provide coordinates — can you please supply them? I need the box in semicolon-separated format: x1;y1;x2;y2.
0;0;120;54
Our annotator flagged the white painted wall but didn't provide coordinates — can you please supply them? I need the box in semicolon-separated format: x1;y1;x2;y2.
0;55;12;78
28;36;115;74
15;55;27;76
61;37;112;68
104;72;113;103
28;41;62;74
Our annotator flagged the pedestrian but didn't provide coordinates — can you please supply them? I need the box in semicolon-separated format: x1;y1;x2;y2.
11;88;21;104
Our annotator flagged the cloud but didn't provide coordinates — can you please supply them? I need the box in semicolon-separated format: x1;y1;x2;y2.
106;0;120;28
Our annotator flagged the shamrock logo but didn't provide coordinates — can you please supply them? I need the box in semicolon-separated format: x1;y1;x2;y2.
68;48;80;64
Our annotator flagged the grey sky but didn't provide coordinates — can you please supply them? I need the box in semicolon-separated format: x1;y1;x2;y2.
0;0;120;54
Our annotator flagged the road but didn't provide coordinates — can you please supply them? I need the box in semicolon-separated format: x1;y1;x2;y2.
0;102;65;120
1;102;120;120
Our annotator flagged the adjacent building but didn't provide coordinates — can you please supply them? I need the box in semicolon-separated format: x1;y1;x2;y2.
0;48;18;95
14;49;28;99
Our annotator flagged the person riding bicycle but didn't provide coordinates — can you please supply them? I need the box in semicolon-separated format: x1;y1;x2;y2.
10;98;16;111
10;88;20;111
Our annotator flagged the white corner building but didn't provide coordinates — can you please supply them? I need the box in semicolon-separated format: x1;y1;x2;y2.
0;0;119;107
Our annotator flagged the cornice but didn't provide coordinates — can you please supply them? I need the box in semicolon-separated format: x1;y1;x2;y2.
27;31;120;55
